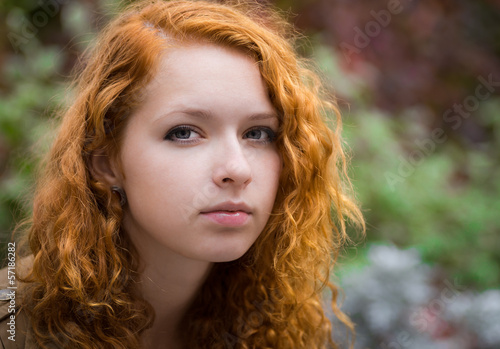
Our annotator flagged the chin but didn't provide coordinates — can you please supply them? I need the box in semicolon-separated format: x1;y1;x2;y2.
206;252;248;263
202;244;254;263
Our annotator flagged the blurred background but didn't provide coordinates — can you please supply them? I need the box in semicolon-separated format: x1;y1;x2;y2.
1;0;499;347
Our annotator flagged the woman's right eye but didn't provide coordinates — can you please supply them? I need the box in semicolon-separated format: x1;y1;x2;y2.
164;125;201;143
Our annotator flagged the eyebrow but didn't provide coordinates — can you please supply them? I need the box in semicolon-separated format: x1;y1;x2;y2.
156;108;278;122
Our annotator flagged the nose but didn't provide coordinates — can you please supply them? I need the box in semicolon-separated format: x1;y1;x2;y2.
212;140;252;188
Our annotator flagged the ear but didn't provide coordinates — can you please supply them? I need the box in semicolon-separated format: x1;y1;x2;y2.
89;150;121;186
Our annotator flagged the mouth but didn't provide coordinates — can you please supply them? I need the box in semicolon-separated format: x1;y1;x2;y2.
200;202;252;215
200;211;250;226
202;210;248;215
200;202;252;226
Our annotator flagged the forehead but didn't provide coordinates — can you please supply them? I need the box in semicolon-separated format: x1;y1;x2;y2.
137;42;274;112
126;43;276;125
155;43;262;85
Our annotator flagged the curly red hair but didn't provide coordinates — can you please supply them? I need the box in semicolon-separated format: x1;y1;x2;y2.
18;0;364;348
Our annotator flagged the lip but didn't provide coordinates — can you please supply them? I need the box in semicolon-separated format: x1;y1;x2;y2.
200;202;252;226
200;201;252;214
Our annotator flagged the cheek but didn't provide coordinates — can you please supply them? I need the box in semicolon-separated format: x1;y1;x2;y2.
259;151;282;198
268;151;283;181
121;147;210;211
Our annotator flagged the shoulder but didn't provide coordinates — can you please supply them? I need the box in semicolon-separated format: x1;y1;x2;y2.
0;258;37;349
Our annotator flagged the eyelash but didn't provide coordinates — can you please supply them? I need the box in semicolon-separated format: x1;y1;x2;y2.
164;125;277;144
164;125;199;144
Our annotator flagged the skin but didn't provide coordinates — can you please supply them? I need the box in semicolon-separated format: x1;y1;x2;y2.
94;43;282;348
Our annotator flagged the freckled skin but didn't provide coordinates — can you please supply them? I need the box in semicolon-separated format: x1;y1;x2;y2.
117;43;282;263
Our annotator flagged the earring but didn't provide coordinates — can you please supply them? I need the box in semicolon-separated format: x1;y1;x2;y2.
111;185;127;206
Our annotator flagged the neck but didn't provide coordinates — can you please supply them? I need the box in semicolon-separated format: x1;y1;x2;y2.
138;251;213;349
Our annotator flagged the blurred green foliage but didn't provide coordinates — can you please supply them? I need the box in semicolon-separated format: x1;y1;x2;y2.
346;103;500;289
310;44;500;289
0;0;95;250
1;0;499;291
0;46;64;242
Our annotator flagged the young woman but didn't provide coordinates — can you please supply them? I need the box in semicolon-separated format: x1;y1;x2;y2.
0;0;364;348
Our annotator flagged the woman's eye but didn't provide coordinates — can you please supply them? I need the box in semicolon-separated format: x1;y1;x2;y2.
244;127;276;143
164;126;200;142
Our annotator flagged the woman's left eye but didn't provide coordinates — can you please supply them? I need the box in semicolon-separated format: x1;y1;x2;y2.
244;127;276;143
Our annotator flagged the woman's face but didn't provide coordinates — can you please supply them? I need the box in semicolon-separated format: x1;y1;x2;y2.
116;43;281;263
